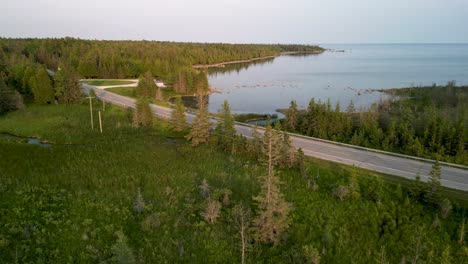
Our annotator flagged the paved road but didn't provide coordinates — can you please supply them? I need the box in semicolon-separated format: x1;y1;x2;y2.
82;83;468;192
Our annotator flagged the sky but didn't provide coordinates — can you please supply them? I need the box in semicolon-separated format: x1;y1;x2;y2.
1;0;468;44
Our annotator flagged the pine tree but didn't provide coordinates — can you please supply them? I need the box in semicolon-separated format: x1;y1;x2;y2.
296;148;307;178
378;246;389;264
285;100;299;132
439;198;452;219
31;68;54;104
0;77;24;113
54;67;82;103
22;66;35;95
174;71;187;94
110;231;136;264
279;130;296;168
186;95;211;146
194;71;209;94
253;122;290;244
409;226;427;264
214;100;236;151
261;122;282;177
346;100;355;113
247;125;262;159
169;97;187;131
198;179;211;198
426;160;442;204
409;172;426;201
135;71;155;98
440;245;452;264
253;171;290;245
132;187;146;214
54;68;65;100
133;97;153;127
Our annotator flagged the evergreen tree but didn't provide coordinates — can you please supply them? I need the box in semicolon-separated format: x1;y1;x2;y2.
253;122;290;245
346;100;355;113
132;187;146;214
409;172;426;201
22;66;35;95
194;71;209;94
135;72;155;99
261;122;282;176
133;97;153;127
279;129;296;168
31;68;54;104
173;71;187;93
186;95;211;146
214;100;236;151
247;125;262;159
296;148;307;178
454;119;466;157
0;77;24;113
440;245;452;264
378;246;389;264
426;160;442;204
169;97;187;131
439;198;452;219
285;100;299;132
54;67;82;103
110;231;136;264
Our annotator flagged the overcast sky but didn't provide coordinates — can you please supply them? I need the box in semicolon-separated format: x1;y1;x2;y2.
2;0;468;44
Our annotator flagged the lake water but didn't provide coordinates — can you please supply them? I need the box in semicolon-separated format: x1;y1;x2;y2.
207;44;468;114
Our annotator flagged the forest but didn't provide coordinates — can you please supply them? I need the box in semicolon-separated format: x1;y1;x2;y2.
0;37;323;105
281;83;468;165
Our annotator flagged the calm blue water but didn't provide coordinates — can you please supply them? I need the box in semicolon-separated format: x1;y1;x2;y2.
208;44;468;114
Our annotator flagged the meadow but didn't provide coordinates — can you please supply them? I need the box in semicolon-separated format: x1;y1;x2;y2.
0;102;467;263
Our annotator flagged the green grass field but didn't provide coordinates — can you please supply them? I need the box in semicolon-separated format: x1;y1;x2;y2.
106;87;174;108
82;80;136;86
106;87;136;99
1;104;467;263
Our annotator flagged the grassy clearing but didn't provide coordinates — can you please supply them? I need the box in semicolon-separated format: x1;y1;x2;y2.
106;87;136;99
106;87;173;107
82;80;136;86
1;104;467;263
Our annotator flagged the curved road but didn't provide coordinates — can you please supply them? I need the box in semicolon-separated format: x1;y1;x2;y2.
82;83;468;192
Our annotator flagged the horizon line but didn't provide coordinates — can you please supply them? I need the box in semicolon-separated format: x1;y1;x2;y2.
1;36;467;46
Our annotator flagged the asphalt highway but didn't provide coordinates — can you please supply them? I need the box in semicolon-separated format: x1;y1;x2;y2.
82;83;468;192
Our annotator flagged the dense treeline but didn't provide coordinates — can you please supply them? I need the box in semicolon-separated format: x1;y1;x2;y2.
283;83;468;165
0;37;323;103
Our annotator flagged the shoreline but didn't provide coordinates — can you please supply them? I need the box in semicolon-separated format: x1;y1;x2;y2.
192;50;324;69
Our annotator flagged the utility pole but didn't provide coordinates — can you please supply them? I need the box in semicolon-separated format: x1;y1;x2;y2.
98;111;103;133
86;96;94;130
